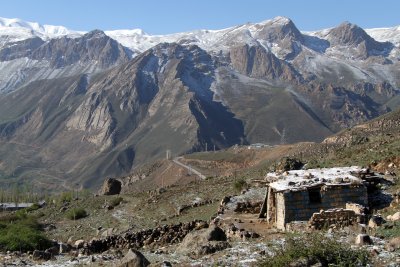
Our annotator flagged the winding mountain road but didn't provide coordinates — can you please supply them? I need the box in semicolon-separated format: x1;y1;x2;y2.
172;157;206;180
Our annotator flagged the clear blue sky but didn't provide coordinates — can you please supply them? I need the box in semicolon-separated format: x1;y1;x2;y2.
1;0;398;34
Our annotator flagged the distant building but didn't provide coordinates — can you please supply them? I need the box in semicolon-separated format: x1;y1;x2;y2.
247;143;269;149
0;200;46;212
259;167;378;230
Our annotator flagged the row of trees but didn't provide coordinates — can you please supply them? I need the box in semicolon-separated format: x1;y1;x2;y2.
0;185;49;204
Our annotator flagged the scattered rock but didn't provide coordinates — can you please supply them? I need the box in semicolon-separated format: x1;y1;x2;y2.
220;196;231;206
104;205;114;210
32;250;52;261
43;224;56;231
74;239;85;249
357;224;367;234
176;225;230;257
385;237;400;252
387;211;400;221
86;220;206;254
157;187;167;194
59;242;70;253
116;249;150;267
67;236;74;245
45;246;59;256
205;225;227;241
100;178;122;195
368;215;386;228
195;221;208;230
102;228;114;237
288;257;310;267
355;234;373;246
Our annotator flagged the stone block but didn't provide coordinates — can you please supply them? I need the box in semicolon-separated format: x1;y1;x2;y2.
355;234;373;246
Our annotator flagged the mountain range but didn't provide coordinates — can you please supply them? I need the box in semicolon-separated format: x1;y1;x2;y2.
0;16;398;190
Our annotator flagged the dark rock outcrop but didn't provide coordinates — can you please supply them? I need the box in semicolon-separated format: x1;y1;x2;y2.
30;30;132;68
229;44;299;81
276;157;304;172
100;178;122;195
327;22;393;58
0;37;44;61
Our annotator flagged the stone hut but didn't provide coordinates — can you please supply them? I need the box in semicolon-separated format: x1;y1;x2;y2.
259;166;369;230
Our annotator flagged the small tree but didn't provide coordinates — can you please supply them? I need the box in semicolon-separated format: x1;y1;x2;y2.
233;178;248;192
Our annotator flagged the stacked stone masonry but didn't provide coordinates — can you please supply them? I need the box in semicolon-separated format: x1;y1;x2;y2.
274;184;367;230
308;208;362;230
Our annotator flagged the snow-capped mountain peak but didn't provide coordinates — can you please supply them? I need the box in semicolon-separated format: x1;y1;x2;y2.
269;16;292;25
0;15;399;56
0;17;83;42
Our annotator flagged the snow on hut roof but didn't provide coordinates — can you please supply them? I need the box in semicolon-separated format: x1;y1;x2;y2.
266;166;363;191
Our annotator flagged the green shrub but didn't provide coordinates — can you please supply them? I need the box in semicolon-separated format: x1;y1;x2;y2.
15;209;28;219
259;233;369;267
0;223;51;251
233;178;247;192
58;191;74;204
110;197;124;207
15;204;41;219
0;216;51;252
26;203;41;212
65;208;87;220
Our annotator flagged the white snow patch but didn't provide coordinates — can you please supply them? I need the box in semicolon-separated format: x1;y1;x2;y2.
267;166;363;191
366;26;400;47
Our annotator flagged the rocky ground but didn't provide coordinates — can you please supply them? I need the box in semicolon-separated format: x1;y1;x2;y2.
1;177;399;266
2;110;400;266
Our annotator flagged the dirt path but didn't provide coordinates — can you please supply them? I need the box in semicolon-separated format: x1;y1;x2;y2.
172;157;207;180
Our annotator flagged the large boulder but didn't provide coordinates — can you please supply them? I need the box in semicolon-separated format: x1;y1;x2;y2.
100;178;122;195
176;225;230;257
117;249;150;267
276;157;303;172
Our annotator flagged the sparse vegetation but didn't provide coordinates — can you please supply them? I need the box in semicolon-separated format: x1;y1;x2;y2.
110;196;124;207
377;222;400;239
233;178;248;192
58;191;74;204
26;203;41;212
65;207;87;220
259;233;370;267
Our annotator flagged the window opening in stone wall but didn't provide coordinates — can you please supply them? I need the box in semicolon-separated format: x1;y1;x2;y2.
308;188;321;203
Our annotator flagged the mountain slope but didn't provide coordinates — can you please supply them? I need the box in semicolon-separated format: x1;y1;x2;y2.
0;30;132;93
0;16;398;190
0;44;246;189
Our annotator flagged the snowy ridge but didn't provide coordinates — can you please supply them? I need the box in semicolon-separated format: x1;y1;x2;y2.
366;26;400;47
0;15;399;55
0;17;83;42
104;16;295;53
